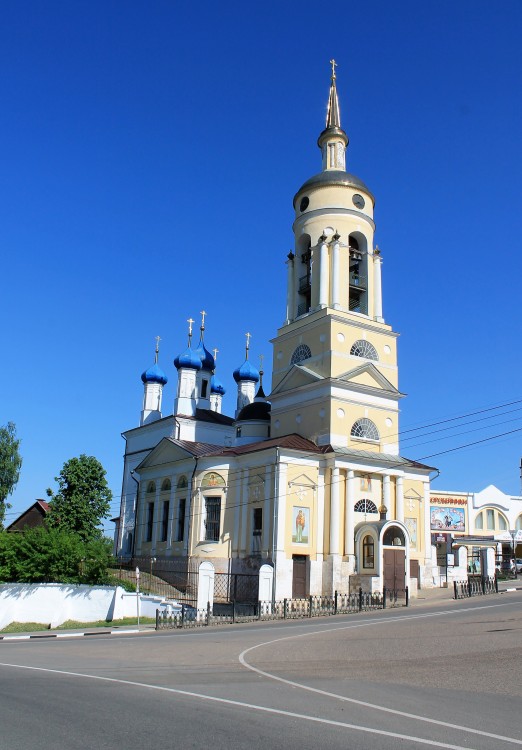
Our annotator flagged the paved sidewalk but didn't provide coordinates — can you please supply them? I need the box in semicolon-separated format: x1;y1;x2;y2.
2;582;520;641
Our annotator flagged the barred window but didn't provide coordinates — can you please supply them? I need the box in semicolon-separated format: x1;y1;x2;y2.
146;502;154;542
354;499;378;514
350;339;378;361
290;344;312;365
161;500;169;542
177;497;186;542
204;497;221;542
351;418;379;441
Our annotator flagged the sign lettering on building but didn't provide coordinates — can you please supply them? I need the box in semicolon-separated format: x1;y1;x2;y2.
431;496;467;506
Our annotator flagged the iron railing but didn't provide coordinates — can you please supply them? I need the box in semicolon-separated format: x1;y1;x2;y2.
156;587;408;630
349;272;367;289
453;576;498;599
113;556;198;606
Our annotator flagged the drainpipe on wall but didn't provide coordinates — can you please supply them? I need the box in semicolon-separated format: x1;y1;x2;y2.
129;469;140;562
186;456;199;561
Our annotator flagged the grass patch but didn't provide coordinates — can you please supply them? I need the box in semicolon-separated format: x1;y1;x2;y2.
1;622;52;633
1;616;156;634
57;617;156;629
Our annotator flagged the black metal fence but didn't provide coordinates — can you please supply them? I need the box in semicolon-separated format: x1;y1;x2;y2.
453;576;498;599
112;557;199;606
156;587;408;630
213;572;259;605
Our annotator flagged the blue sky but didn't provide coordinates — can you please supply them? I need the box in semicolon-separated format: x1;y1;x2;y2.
2;0;522;530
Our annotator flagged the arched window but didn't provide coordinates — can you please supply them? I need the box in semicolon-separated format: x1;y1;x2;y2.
362;535;374;568
475;508;509;532
146;481;156;494
291;344;312;365
516;515;522;531
354;499;378;514
161;479;171;492
351;418;379;441
350;339;378;361
177;475;188;489
383;527;405;546
349;233;368;315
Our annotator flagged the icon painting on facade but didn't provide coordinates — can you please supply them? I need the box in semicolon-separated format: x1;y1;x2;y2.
292;507;310;544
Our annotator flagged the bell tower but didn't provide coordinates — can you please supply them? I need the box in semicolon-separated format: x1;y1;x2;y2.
270;62;403;454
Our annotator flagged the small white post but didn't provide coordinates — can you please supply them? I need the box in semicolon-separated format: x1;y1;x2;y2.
135;566;140;627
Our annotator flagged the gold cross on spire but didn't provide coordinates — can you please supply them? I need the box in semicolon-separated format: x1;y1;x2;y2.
200;310;206;331
187;317;195;344
330;58;337;81
154;335;161;363
259;353;264;372
213;347;219;361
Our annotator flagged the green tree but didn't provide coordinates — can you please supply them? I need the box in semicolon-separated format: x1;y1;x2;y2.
47;455;112;541
0;527;113;585
0;422;23;527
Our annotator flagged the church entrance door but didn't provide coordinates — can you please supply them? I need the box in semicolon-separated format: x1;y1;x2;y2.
383;548;406;591
292;555;308;598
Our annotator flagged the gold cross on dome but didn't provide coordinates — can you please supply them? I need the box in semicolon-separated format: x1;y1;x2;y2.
154;335;161;362
330;59;337;80
187;318;195;338
200;310;206;329
245;332;251;349
259;353;264;371
213;348;219;361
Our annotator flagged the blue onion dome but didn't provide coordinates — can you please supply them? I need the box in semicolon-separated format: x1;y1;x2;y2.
210;374;226;396
195;338;215;371
141;362;168;385
174;347;202;371
233;359;260;383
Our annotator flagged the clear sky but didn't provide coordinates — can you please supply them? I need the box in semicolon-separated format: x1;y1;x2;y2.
2;0;522;531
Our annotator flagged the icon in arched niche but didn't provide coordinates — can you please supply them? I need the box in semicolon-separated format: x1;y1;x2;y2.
202;472;225;488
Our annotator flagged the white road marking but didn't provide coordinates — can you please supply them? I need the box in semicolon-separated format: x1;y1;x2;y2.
238;603;522;747
0;661;498;750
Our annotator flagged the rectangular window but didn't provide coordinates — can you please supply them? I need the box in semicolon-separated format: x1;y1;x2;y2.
253;507;262;536
161;500;169;542
486;509;495;530
204;497;221;542
177;498;186;542
146;502;154;542
201;379;208;398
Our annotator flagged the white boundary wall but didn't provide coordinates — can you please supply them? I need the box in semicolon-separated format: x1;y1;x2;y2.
0;583;170;629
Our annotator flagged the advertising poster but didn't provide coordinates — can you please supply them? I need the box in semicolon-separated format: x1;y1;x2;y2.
430;506;465;532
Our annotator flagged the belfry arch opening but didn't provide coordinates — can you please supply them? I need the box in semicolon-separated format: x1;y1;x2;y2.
297;234;311;317
348;233;368;315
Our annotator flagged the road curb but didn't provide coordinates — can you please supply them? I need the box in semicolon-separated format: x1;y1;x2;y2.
0;628;142;641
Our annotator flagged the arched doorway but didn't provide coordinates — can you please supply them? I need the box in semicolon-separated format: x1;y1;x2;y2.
382;525;406;591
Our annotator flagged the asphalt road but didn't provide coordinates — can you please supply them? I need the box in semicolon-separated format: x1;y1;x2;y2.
1;593;521;750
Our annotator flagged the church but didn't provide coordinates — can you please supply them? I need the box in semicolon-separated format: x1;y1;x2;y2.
114;64;437;597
